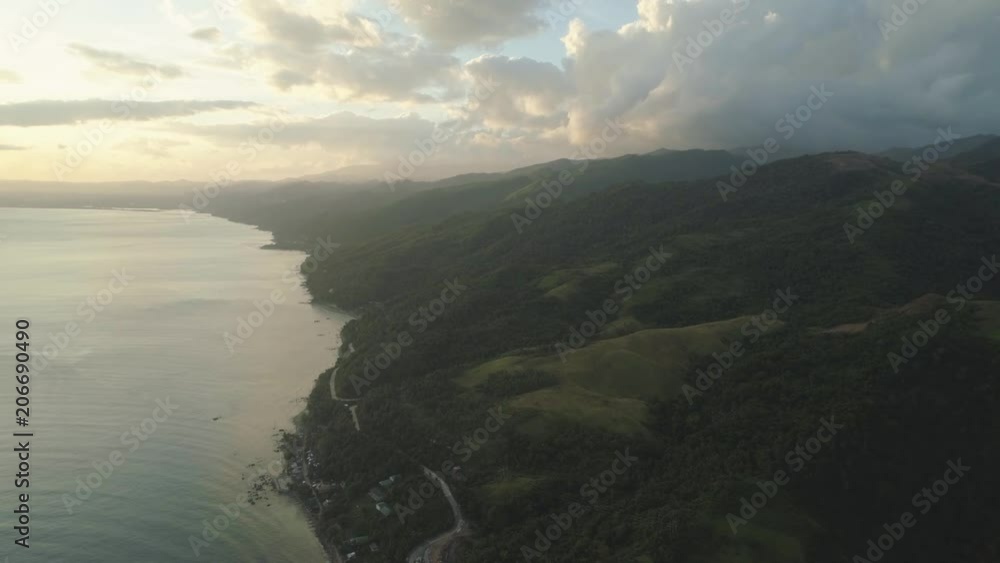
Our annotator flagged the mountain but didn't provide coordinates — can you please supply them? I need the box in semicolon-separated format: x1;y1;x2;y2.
949;137;1000;181
206;148;741;247
254;150;1000;562
879;134;998;162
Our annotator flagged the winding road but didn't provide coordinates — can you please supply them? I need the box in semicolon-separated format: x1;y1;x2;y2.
328;367;362;431
405;467;467;563
328;362;467;562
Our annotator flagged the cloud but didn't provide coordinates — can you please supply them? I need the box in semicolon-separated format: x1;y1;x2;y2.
242;0;377;50
264;41;462;102
463;55;572;130
552;0;1000;152
0;69;20;83
0;100;258;127
6;0;1000;182
0;145;25;151
68;44;184;79
180;111;437;157
395;0;549;48
176;109;574;178
227;0;461;102
190;27;223;42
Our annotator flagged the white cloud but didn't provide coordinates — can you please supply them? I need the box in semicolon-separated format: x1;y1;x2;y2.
68;44;184;79
553;0;1000;152
227;0;462;102
4;0;1000;181
0;100;258;127
241;0;374;50
463;55;572;130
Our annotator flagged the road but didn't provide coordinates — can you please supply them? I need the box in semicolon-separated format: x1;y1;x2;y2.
329;367;361;431
329;353;467;562
328;367;360;404
406;467;467;563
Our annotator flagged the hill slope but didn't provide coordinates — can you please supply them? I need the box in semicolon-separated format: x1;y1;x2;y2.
271;151;1000;563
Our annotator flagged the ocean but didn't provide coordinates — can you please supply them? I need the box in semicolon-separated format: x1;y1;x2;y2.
0;207;348;562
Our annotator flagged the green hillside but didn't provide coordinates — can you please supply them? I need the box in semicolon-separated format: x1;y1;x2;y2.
250;150;1000;562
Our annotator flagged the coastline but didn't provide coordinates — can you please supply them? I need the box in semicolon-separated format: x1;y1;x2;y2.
251;223;356;563
278;429;345;563
220;209;461;563
229;211;357;563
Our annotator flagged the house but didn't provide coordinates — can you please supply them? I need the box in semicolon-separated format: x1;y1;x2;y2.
313;482;335;494
376;502;393;517
345;536;369;547
379;474;401;489
379;479;393;489
367;487;386;502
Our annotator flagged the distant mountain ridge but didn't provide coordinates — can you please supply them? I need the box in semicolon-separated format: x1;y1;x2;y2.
879;133;998;162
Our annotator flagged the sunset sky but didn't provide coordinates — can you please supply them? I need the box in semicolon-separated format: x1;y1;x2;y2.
0;0;997;182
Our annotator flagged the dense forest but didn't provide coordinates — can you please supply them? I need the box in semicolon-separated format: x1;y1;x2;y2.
217;141;1000;562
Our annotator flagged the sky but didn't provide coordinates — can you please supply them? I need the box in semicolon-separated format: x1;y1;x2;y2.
0;0;997;183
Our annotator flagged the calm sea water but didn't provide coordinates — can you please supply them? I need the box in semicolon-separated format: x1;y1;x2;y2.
0;208;349;562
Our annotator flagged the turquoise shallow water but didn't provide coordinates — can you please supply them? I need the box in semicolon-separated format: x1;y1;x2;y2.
0;207;348;562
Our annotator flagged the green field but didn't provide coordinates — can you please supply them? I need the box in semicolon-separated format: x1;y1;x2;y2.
537;262;620;301
460;316;759;434
461;315;755;399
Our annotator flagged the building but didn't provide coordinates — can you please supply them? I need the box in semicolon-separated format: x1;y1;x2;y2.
367;487;386;502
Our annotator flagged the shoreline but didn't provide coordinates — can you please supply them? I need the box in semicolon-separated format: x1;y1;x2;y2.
257;219;464;563
278;428;345;563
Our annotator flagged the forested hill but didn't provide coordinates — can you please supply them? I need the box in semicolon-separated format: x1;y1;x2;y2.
205;148;739;248
258;149;1000;562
